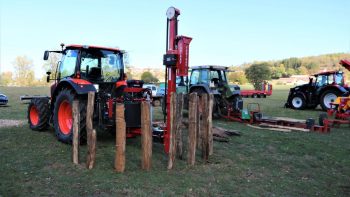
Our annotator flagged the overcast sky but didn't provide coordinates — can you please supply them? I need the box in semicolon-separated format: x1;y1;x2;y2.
1;0;349;78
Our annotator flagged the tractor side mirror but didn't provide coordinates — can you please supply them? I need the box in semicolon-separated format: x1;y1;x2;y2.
46;71;51;83
43;50;49;60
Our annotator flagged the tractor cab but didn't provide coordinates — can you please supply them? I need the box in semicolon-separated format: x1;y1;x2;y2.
189;65;240;97
46;44;125;84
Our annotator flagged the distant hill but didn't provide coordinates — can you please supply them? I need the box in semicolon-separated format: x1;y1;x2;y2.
125;53;350;83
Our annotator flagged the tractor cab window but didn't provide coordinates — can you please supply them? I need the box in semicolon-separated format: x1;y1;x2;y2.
335;72;344;85
190;70;200;85
316;75;328;86
60;49;78;79
209;70;222;85
80;49;122;82
200;70;209;84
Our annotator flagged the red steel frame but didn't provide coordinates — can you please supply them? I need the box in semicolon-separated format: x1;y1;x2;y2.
164;7;192;153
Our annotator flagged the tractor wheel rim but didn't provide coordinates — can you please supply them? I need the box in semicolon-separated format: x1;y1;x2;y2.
30;106;39;126
324;93;337;109
58;100;72;135
292;97;302;108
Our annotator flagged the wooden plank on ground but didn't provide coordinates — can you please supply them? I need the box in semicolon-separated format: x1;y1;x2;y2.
246;124;291;132
259;123;310;132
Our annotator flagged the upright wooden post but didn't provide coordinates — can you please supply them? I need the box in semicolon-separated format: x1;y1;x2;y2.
201;94;209;161
167;92;177;170
72;100;80;164
175;93;184;159
86;92;96;169
115;103;126;172
187;93;198;166
208;94;214;155
197;96;202;149
141;101;152;170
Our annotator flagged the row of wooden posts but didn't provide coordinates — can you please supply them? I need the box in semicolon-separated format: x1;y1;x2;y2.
72;92;213;172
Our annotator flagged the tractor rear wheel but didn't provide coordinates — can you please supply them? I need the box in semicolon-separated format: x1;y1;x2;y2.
27;98;50;131
320;90;340;111
289;94;306;109
53;89;86;144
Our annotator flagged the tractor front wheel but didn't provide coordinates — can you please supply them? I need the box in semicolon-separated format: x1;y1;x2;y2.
320;90;340;111
27;98;50;131
53;89;86;144
289;94;306;110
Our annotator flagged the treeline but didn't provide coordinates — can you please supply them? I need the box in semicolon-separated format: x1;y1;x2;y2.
227;53;350;85
1;53;349;86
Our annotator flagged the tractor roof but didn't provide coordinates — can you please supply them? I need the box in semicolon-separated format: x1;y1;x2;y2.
66;44;121;52
191;65;229;70
313;70;340;76
340;59;350;72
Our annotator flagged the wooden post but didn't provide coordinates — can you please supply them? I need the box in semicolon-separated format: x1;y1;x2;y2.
196;96;202;149
187;93;198;165
208;94;214;156
141;101;152;170
175;93;184;159
115;103;126;172
72;100;80;164
201;94;209;161
167;92;177;170
86;92;96;169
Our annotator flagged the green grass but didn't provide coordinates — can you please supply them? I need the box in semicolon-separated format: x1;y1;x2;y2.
0;86;350;196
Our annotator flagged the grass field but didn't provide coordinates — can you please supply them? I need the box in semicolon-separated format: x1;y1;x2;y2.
0;86;349;196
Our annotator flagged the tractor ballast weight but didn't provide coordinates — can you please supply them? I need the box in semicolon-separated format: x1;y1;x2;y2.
285;59;350;111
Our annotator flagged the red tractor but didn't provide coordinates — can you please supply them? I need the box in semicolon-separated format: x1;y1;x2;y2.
285;59;350;111
27;44;150;143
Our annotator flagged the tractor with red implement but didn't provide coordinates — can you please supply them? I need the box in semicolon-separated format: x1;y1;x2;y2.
26;6;190;154
285;59;350;111
27;44;151;144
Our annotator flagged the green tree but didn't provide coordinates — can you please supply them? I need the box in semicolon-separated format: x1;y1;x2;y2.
43;53;61;74
227;71;248;84
245;63;271;89
282;57;302;70
141;71;159;83
0;71;13;86
13;56;35;86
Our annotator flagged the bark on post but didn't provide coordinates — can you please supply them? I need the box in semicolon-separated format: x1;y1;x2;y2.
197;96;202;149
208;94;214;155
141;101;152;170
187;93;198;165
167;92;177;170
201;94;209;161
175;93;184;159
86;92;96;169
72;100;80;164
115;103;126;172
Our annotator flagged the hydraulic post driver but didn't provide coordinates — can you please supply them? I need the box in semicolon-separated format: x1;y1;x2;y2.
163;7;192;153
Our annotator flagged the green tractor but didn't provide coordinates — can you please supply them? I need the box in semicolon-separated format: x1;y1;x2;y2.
186;65;243;117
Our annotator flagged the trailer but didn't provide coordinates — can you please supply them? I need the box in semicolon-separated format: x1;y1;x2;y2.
240;82;272;98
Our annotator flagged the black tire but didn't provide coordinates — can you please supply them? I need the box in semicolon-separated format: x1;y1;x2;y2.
320;89;341;111
319;113;328;126
252;94;258;98
289;94;306;110
53;89;87;144
27;98;50;131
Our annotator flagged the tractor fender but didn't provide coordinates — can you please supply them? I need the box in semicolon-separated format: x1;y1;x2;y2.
318;85;348;97
288;90;308;102
53;79;97;98
189;85;210;94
